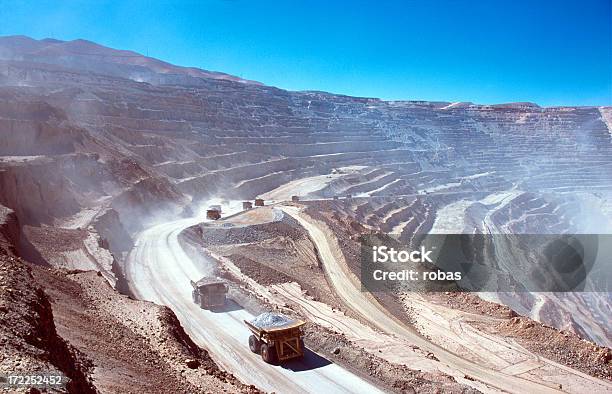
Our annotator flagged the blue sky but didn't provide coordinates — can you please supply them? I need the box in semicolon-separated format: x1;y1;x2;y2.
1;0;610;106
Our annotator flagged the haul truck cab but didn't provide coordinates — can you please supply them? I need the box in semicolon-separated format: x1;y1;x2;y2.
191;277;228;310
245;312;305;364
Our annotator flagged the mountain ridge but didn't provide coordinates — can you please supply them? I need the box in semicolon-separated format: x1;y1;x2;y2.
3;35;607;109
0;35;262;86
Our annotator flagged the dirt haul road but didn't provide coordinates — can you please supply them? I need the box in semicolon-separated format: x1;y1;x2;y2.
124;201;385;394
279;206;569;394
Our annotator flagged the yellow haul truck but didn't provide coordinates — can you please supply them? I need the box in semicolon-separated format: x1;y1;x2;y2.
245;312;305;364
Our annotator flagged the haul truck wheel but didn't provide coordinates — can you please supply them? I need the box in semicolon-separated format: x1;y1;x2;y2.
248;335;261;353
261;343;277;364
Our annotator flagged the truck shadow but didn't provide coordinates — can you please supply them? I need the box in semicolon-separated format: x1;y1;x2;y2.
210;299;243;313
282;348;332;371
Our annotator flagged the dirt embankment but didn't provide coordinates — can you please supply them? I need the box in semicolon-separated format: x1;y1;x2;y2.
495;317;611;381
304;323;480;394
0;250;96;393
29;264;259;394
1;204;94;392
423;292;611;380
426;292;518;319
21;225;89;262
0;205;19;254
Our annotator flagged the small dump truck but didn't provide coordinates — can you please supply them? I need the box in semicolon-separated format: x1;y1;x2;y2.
206;205;222;220
245;312;305;363
191;277;228;309
254;198;265;207
242;201;253;210
291;195;300;202
206;209;221;220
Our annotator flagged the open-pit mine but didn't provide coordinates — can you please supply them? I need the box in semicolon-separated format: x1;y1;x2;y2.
0;36;610;393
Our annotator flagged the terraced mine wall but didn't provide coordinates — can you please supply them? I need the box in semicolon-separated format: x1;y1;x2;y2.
1;37;611;345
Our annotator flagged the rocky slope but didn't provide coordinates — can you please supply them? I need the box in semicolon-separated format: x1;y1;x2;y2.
28;263;256;394
0;249;96;393
0;206;95;393
0;204;254;393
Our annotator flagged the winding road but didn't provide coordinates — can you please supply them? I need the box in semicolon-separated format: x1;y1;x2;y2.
123;201;385;394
